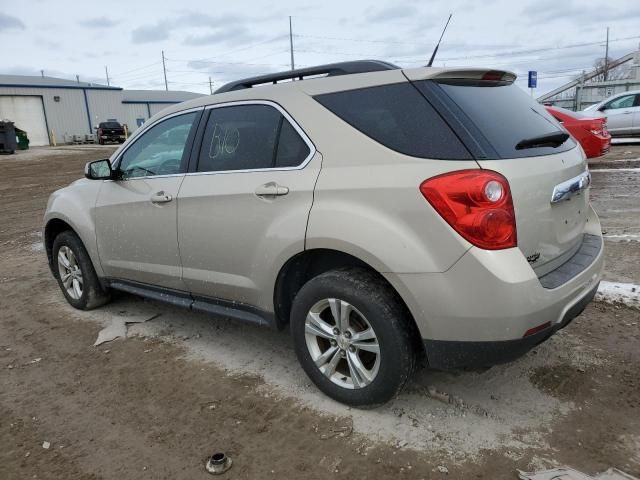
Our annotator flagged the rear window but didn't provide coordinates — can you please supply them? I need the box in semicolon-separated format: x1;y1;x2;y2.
427;81;576;158
100;122;121;129
314;83;471;160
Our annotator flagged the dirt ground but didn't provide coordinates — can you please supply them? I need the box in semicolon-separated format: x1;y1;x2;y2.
1;145;639;479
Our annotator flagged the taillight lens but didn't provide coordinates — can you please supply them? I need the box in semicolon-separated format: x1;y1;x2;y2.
419;170;517;250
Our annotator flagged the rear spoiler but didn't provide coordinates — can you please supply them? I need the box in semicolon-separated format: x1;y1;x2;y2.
403;68;517;84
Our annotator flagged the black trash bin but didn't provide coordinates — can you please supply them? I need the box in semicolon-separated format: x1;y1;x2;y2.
15;127;29;150
0;121;17;154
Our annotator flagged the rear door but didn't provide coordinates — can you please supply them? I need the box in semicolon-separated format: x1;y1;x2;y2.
411;76;590;275
177;101;320;310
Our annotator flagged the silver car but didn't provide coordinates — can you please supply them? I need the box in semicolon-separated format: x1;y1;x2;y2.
584;89;640;136
44;61;603;406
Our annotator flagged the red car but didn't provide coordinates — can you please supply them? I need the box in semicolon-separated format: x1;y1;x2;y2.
545;105;610;158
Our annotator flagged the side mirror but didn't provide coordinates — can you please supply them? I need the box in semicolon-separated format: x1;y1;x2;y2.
598;105;607;112
85;159;113;180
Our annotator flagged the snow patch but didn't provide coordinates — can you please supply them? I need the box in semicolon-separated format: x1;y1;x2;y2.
596;281;640;309
604;233;640;242
590;168;640;173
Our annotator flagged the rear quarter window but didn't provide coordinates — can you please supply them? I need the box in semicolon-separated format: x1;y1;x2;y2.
314;83;471;160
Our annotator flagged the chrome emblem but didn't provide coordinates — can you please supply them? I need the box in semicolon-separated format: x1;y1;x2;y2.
550;171;591;204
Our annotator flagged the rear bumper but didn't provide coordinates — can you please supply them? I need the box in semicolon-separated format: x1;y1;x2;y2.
384;206;604;368
423;280;599;369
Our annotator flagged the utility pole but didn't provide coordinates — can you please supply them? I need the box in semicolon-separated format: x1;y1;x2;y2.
209;76;213;94
76;74;80;83
40;69;44;78
162;50;168;91
289;16;295;71
604;27;610;81
104;66;110;86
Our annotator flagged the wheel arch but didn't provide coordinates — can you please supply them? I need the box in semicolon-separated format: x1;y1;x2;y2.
273;248;425;357
44;218;76;274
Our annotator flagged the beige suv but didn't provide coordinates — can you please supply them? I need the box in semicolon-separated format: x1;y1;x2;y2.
44;61;604;406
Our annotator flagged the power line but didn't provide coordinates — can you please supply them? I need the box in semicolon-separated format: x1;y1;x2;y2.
402;34;640;62
167;35;288;65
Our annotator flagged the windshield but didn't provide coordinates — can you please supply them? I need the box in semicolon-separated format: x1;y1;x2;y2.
431;82;576;159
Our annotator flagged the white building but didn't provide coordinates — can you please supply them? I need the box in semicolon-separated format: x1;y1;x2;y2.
0;74;203;146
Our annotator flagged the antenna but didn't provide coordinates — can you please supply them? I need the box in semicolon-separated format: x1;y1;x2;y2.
427;13;453;67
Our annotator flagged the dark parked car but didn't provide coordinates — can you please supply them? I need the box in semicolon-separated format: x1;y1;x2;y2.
95;122;126;145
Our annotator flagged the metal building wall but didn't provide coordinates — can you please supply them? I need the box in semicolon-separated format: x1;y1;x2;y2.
121;103;150;133
149;103;172;116
86;89;128;130
0;86;88;144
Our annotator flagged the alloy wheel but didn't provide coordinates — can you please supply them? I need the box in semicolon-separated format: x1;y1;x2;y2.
57;246;83;300
304;298;380;389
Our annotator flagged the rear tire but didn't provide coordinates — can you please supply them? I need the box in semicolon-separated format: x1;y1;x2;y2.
52;231;110;310
291;267;416;407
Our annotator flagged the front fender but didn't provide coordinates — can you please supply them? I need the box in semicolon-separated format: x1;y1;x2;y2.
44;179;104;277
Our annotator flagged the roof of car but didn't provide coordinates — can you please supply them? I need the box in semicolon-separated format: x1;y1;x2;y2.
214;60;400;93
151;62;517;121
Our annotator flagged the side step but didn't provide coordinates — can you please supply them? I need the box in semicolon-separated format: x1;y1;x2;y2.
108;280;274;328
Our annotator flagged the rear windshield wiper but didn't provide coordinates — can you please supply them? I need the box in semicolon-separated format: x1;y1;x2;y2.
515;131;570;150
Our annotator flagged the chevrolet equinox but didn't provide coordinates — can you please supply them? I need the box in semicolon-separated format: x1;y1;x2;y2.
44;61;604;406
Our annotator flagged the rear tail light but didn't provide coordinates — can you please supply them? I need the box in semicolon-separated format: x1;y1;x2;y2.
419;170;517;250
587;119;608;136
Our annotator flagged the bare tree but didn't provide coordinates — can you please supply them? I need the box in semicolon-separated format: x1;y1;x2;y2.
587;57;633;83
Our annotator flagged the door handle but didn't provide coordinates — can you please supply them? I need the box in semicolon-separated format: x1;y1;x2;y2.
623;111;633;115
255;182;289;197
150;191;173;204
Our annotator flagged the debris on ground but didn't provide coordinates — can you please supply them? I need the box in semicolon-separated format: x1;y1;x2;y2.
437;465;449;474
42;441;50;449
93;313;160;346
518;467;639;480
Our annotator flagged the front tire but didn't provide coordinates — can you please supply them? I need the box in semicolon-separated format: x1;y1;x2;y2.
52;231;110;310
291;268;416;407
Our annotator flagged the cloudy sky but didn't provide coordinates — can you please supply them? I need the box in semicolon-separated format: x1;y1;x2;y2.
3;0;639;96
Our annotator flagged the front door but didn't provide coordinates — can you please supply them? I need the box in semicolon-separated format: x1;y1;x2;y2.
602;93;638;135
95;110;201;290
177;102;320;311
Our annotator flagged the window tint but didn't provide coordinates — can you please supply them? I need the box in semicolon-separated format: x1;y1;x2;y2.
314;83;471;160
197;104;310;172
605;94;635;110
431;81;576;159
100;122;121;129
276;119;310;167
118;112;197;178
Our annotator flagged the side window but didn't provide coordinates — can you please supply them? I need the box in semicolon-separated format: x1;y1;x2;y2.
275;119;311;168
198;105;279;172
118;112;197;179
197;104;311;172
314;83;471;160
605;95;635;110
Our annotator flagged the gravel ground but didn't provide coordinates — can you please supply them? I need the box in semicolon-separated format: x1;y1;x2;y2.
1;145;639;479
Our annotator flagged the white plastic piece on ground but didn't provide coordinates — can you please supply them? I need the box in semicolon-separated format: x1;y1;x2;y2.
596;281;640;309
518;467;639;480
93;313;160;346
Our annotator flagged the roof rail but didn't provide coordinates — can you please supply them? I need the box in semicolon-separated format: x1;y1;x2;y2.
214;60;399;94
